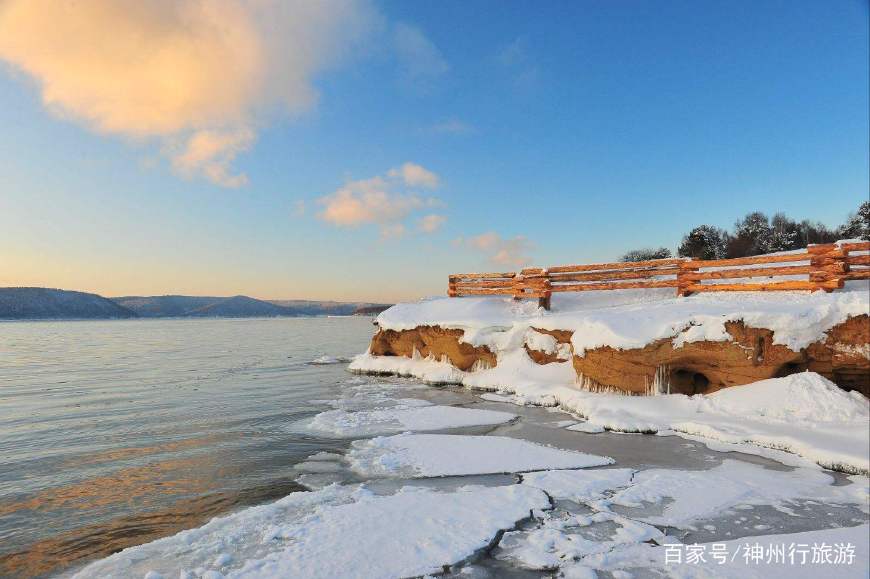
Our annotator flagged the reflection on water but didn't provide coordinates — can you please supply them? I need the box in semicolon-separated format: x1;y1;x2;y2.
0;317;376;578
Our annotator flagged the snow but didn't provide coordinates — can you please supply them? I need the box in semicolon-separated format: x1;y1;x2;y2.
520;468;635;502
357;271;869;474
572;524;870;579
374;281;869;355
349;350;466;384
607;459;868;528
348;433;614;477
497;510;664;570
71;483;550;579
305;400;516;437
351;347;870;473
698;372;869;423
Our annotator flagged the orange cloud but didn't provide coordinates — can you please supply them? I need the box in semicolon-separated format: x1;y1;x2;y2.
317;164;442;236
0;0;375;187
460;232;534;267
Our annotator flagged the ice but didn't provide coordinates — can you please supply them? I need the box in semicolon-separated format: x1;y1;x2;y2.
573;524;870;578
306;401;516;437
357;273;869;474
348;433;614;477
307;354;352;365
350;354;870;473
71;483;550;579
497;510;664;570
349;350;466;384
567;422;606;434
608;459;869;528
521;468;635;502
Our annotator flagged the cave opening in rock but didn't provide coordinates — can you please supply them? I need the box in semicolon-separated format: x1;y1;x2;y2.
775;361;808;378
669;369;711;395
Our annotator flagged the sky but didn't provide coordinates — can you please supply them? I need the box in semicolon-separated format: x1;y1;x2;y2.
0;0;867;302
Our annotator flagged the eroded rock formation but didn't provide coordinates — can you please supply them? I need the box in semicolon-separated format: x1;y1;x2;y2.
367;315;869;396
369;325;496;371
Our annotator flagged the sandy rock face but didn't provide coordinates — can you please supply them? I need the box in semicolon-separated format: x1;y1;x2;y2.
570;316;869;396
369;325;496;371
368;315;869;396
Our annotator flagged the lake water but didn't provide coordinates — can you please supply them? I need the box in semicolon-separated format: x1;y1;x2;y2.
2;318;866;578
0;317;380;578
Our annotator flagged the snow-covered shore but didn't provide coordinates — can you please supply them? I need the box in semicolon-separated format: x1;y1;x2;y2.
351;282;870;474
68;370;869;579
372;282;869;355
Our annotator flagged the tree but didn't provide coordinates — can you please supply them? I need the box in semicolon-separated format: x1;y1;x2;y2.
798;220;839;246
678;225;727;260
768;213;802;252
728;212;772;257
839;201;870;241
620;247;672;262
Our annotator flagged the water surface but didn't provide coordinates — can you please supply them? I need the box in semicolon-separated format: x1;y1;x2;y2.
0;317;375;578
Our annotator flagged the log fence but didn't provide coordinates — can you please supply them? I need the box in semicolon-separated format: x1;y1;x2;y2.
448;242;870;310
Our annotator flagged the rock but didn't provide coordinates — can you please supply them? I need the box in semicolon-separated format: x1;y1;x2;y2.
366;315;869;396
571;316;869;396
369;325;496;371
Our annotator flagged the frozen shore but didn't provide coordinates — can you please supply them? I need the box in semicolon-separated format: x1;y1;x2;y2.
68;371;869;579
350;280;870;474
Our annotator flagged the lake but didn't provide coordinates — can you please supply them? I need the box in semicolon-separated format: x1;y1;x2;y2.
0;317;380;577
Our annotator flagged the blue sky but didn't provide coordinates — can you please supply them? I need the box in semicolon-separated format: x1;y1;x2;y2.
0;0;867;301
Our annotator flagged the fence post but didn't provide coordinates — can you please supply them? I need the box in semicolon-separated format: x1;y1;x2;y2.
538;277;552;311
807;244;846;292
677;260;698;297
512;274;524;301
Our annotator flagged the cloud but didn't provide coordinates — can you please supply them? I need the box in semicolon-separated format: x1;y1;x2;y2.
317;163;441;236
459;232;534;267
393;22;448;83
388;162;439;188
0;0;376;186
418;214;446;233
169;128;255;188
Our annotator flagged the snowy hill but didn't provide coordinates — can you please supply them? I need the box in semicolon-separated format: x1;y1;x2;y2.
0;287;138;319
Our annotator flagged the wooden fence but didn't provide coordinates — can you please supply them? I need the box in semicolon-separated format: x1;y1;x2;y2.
448;242;870;310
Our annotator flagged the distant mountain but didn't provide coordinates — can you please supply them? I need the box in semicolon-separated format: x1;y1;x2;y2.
267;300;392;316
111;295;220;317
351;304;392;316
187;295;292;317
0;288;391;320
0;288;137;319
113;295;392;318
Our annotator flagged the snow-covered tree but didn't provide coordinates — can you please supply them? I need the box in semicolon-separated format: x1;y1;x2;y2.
839;201;870;241
678;225;727;260
728;212;772;257
620;247;672;262
768;213;802;252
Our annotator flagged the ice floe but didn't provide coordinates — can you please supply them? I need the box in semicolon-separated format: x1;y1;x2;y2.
521;468;635;502
349;360;870;474
306;400;516;437
71;483;550;579
348;433;614;477
607;459;869;528
570;523;870;578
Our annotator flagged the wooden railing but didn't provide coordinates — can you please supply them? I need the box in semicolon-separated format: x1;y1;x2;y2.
448;242;870;310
